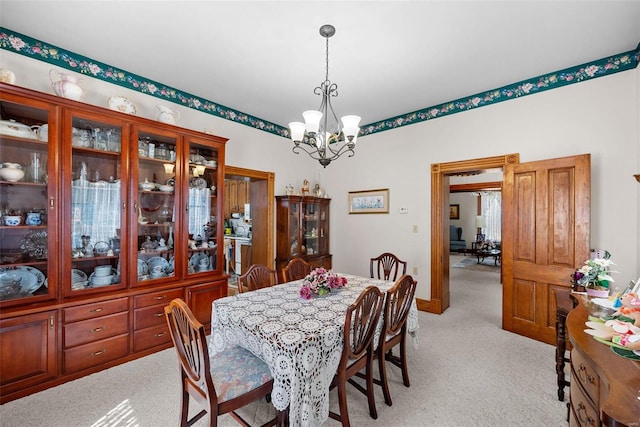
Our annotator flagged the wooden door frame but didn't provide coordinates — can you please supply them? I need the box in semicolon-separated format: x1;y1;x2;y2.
224;165;275;268
425;154;519;314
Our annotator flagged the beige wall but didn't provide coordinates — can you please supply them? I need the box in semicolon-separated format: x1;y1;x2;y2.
2;51;639;300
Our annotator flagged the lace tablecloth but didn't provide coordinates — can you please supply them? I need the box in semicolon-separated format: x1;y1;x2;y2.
209;274;419;427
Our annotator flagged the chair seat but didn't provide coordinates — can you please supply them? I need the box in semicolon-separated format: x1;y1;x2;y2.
211;345;273;402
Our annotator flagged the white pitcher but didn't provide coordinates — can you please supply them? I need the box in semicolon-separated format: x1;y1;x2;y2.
50;69;84;101
156;105;180;124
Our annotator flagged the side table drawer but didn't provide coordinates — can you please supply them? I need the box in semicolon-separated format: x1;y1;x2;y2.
570;377;599;427
64;312;129;348
63;298;128;323
571;348;600;406
134;323;171;352
64;334;129;374
134;304;167;330
134;289;183;308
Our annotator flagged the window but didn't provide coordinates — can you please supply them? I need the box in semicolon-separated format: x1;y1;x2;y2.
481;192;501;242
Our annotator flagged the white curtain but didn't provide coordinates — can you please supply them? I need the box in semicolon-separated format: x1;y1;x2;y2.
481;191;501;242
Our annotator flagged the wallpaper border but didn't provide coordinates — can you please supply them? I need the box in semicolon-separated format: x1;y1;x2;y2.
1;27;638;139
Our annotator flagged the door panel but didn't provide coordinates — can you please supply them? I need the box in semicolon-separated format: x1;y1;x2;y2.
503;154;590;344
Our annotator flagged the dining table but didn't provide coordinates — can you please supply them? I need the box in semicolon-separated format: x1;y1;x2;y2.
209;274;419;427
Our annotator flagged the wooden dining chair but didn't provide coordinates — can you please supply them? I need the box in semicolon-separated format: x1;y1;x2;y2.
328;286;385;427
164;298;278;427
375;274;418;406
238;264;278;293
370;252;407;281
282;257;312;282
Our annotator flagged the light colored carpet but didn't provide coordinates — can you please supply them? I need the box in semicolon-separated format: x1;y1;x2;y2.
0;260;567;426
451;254;501;271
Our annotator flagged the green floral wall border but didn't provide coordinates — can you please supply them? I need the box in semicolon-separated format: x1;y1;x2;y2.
0;27;287;138
1;27;638;139
361;43;640;137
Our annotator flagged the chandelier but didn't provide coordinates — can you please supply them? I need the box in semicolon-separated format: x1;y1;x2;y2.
288;24;361;168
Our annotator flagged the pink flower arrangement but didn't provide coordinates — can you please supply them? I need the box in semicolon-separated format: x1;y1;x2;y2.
299;267;347;299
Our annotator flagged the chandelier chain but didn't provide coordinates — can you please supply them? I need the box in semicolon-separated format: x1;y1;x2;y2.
325;35;330;84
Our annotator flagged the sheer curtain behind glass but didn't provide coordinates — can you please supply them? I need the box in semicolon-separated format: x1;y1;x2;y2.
481;191;501;242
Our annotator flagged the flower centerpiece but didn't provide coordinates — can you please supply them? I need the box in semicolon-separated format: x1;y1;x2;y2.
299;267;347;299
571;251;616;297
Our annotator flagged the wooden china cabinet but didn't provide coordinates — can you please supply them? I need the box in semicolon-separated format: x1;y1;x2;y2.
275;195;331;279
0;83;228;403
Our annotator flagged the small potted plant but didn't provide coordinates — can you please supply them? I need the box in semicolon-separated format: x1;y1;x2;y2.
571;251;616;297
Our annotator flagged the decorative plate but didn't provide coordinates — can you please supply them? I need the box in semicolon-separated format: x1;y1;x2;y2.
189;252;209;268
107;96;137;115
71;268;88;284
0;266;46;294
137;259;149;276
147;256;169;273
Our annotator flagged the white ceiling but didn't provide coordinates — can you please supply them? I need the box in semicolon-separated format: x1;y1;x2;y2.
2;1;640;129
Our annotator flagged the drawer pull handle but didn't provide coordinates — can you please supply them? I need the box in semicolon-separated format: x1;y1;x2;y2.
91;349;106;357
154;332;166;338
578;364;595;384
576;402;595;427
89;308;105;313
91;326;106;333
154;312;164;317
154;295;167;300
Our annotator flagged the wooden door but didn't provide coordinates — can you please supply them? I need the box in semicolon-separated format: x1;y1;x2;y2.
502;154;590;344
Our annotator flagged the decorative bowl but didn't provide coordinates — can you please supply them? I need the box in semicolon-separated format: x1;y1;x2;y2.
0;167;25;182
91;274;113;286
4;215;22;226
93;265;113;277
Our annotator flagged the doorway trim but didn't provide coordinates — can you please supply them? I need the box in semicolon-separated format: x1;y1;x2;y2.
225;165;275;268
425;154;519;314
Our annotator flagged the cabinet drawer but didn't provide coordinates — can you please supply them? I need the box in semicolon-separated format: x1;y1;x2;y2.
570;378;599;427
134;304;167;330
64;334;129;374
63;298;129;323
571;348;600;406
64;312;129;348
134;289;183;309
134;323;171;352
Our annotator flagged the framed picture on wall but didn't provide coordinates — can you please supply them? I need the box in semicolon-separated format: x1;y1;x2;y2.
348;189;389;214
449;204;460;220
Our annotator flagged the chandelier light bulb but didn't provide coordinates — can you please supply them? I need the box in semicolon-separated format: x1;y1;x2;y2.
289;122;306;142
341;115;361;139
302;110;322;134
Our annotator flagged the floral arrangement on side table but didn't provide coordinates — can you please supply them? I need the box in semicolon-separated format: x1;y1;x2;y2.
299;267;347;299
571;250;616;296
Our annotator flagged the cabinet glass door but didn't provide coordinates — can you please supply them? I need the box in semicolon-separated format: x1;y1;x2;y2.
301;200;320;256
185;139;219;275
0;96;56;306
289;201;300;257
132;128;178;286
66;110;125;295
317;201;328;255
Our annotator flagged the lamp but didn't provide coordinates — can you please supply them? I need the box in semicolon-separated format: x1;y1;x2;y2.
289;24;361;168
475;215;486;242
